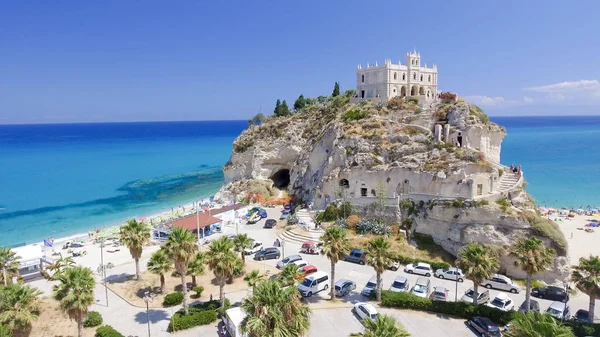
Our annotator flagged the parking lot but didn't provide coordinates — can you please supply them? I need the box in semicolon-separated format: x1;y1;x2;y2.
221;206;592;334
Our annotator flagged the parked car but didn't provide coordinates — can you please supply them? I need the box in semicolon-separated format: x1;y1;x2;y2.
297;271;329;297
279;211;289;220
573;309;591;322
546;301;571;320
264;219;277;228
430;286;449;301
517;299;540;313
354;302;379;321
388;260;400;271
389;276;409;292
467;316;502;337
284;204;292;211
247;207;267;218
344;249;366;265
482;274;521;293
361;276;378;297
410;277;431;298
291;260;309;268
297;265;318;279
531;285;569;302
244;241;263;255
277;254;302;269
486;293;515;312
404;262;433;277
253;247;280;261
460;288;490;305
434;267;464;282
335;279;356;297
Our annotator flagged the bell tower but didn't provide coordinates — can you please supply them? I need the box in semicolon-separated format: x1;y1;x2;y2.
406;48;421;68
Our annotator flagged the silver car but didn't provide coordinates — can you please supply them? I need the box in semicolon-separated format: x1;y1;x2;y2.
389;276;409;292
434;267;465;282
276;254;302;269
481;274;521;293
361;276;378;297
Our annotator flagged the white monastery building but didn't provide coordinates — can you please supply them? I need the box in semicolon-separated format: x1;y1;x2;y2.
352;49;438;102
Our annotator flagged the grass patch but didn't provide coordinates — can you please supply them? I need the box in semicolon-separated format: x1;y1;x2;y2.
495;197;511;212
527;214;568;255
514;279;545;289
469;104;490;124
342;107;369;122
472;199;489;207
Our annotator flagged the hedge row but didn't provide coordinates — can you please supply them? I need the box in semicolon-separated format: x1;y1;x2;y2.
564;321;600;337
163;292;183;307
168;299;231;331
380;290;516;325
95;325;125;337
389;253;451;271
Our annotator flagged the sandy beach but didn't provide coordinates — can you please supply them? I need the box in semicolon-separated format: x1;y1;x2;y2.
554;213;600;262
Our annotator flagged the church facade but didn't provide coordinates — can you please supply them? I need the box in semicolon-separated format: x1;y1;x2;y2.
352;50;438;102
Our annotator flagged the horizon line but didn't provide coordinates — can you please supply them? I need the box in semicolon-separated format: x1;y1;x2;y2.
2;114;600;126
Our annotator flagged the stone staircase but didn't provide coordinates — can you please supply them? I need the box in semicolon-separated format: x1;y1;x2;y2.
278;209;324;245
497;171;521;192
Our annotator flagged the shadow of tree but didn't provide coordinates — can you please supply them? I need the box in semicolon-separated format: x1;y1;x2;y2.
135;286;162;299
134;309;170;324
174;282;194;292
106;273;134;283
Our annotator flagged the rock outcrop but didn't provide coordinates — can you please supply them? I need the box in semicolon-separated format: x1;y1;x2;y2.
218;95;569;283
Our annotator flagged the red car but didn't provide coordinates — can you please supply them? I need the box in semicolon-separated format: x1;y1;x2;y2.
298;265;318;279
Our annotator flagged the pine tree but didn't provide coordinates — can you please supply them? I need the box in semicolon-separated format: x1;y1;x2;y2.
293;94;306;111
273;99;281;116
332;82;340;97
279;100;291;116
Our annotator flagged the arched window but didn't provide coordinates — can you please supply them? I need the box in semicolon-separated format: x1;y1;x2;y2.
393;72;397;80
339;179;349;188
393;88;396;93
402;73;406;80
361;74;365;83
413;73;416;80
420;75;423;81
428;75;431;82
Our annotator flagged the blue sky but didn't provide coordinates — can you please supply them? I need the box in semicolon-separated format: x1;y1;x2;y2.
1;1;599;124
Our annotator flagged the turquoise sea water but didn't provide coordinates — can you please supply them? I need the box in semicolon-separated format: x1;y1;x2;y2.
0;117;599;246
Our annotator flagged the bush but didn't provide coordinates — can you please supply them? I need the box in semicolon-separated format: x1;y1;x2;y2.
346;215;361;230
386;97;404;110
498;168;504;177
451;200;464;208
406;97;419;104
495;197;511;212
163;292;184;307
389;253;451;271
287;213;299;225
380;291;516;325
472;199;489;207
342;107;368;122
527;214;568;255
169;310;217;331
95;325;125;337
0;325;12;337
319;205;339;222
193;286;204;297
356;219;391;236
440;92;457;103
565;321;600;337
83;311;103;328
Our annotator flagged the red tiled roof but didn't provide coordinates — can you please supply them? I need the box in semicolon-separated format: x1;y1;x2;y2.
171;213;222;232
210;203;248;216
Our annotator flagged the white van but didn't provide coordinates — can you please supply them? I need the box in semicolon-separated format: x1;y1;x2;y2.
223;307;248;337
297;271;329;297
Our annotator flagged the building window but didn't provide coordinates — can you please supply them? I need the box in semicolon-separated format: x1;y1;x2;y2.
339;179;349;188
477;184;483;196
361;74;364;83
402;73;406;80
360;188;367;197
413;73;416;80
361;90;365;98
393;72;397;80
428;75;431;82
371;189;376;197
393;88;396;93
420;74;423;81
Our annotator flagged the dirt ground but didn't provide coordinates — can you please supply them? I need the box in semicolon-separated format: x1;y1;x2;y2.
22;299;95;337
108;260;279;308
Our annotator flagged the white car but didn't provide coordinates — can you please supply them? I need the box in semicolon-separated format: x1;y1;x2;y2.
486;293;515;312
292;260;309;268
434;267;465;282
244;241;263;255
482;274;521;293
404;262;433;276
277;254;302;269
354;302;379;321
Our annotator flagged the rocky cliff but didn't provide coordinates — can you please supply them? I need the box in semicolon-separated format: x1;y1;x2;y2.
218;94;569;283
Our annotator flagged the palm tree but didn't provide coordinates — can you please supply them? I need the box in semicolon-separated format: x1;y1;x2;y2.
571;255;600;323
147;248;172;292
188;252;206;286
509;237;555;312
278;264;302;287
0;248;20;285
0;325;12;337
365;237;393;301
456;242;499;306
233;234;254;264
320;225;351;300
244;269;265;292
206;236;240;308
0;283;42;331
119;219;151;280
47;253;76;277
504;311;574;337
52;266;95;337
361;314;410;337
163;227;197;315
241;279;311;337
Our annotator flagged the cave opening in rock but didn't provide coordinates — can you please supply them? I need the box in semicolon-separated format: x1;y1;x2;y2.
270;169;290;189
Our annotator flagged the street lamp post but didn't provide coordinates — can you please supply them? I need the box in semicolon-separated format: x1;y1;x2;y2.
100;242;108;306
454;278;458;302
143;291;155;337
